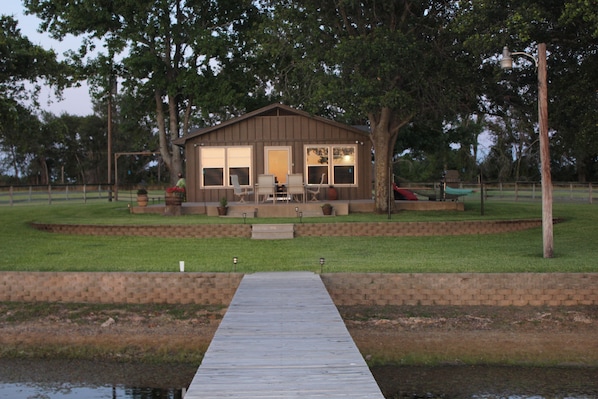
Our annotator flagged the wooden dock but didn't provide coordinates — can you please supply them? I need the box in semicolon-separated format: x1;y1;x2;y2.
184;272;385;398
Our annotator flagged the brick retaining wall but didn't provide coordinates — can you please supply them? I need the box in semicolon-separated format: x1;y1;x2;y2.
31;219;544;238
30;223;252;238
1;272;596;306
0;272;243;305
321;273;598;306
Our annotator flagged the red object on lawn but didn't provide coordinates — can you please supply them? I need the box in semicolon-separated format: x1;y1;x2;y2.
392;183;418;201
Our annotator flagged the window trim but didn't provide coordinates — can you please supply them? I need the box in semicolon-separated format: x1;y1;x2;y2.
199;146;253;188
304;144;357;186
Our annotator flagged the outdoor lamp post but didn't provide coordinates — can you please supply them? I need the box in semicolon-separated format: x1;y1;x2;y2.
501;44;553;258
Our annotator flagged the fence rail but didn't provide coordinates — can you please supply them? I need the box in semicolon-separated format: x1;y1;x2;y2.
476;182;594;204
399;181;596;204
0;182;595;206
0;184;166;206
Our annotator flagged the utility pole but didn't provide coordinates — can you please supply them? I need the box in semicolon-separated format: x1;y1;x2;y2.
501;43;553;258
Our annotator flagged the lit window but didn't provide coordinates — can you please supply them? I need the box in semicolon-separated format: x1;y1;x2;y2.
200;146;252;187
305;145;357;185
333;146;355;185
306;146;329;185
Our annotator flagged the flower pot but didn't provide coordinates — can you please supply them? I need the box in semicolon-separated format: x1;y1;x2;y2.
165;192;182;206
217;206;228;216
136;194;148;207
321;205;333;215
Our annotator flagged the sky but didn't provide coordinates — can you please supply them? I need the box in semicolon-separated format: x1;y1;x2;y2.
4;0;93;116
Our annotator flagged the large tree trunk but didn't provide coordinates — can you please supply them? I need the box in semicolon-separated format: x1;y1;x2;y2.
155;91;172;176
168;94;183;182
369;107;410;213
371;124;392;213
155;91;183;184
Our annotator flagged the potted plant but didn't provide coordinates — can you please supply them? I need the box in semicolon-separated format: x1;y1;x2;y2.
321;203;333;215
217;197;228;215
136;188;148;207
165;186;185;206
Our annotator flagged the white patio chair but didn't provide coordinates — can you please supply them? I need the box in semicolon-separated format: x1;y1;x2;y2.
306;173;326;201
286;174;305;203
231;174;253;203
256;174;276;203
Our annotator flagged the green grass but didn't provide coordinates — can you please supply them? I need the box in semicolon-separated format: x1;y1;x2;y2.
0;201;596;273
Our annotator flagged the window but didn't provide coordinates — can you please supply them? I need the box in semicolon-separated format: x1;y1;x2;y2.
333;146;355;184
200;146;252;187
305;145;356;185
306;146;329;185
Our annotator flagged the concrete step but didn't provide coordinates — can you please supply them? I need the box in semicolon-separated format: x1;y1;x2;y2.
251;223;294;239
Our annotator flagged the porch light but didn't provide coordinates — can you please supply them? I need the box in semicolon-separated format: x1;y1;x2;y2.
500;46;538;69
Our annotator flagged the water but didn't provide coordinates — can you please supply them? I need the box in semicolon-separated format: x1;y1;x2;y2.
372;365;598;399
0;359;194;399
1;360;597;399
0;384;183;398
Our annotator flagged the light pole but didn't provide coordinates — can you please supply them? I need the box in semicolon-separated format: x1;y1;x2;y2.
501;43;553;258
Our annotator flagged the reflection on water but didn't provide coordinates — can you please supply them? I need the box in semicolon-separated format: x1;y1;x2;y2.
372;364;598;399
0;383;183;398
0;359;196;399
0;360;597;399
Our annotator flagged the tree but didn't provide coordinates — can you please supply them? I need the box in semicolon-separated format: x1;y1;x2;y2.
0;103;41;181
260;1;481;212
456;0;598;182
0;15;67;107
0;16;68;181
24;0;266;183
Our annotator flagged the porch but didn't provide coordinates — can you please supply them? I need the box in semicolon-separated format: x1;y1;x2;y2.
130;199;464;217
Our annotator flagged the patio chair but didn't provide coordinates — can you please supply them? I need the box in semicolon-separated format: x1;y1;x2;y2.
231;174;253;203
286;174;305;203
256;174;276;203
306;173;326;201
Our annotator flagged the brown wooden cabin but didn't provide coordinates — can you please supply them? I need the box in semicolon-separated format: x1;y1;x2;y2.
174;103;372;204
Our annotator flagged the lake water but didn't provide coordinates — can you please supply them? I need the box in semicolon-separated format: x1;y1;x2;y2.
1;359;597;398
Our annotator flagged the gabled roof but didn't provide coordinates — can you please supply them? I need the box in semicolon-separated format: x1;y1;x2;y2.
173;103;369;145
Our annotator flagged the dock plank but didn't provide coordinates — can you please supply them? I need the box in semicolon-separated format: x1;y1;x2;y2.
184;272;384;398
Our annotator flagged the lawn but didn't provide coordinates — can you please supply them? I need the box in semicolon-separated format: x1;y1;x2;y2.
0;201;596;273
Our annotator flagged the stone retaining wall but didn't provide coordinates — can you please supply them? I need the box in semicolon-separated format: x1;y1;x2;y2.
1;272;596;307
321;273;598;306
30;219;544;238
0;272;243;305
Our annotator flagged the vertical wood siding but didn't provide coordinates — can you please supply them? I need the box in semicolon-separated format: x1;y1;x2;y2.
185;112;371;203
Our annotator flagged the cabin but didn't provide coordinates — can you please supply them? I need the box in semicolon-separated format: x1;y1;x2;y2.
174;103;372;204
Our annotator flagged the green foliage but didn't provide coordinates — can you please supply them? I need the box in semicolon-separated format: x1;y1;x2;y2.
6;0;598;188
0;15;68;102
455;0;598;182
259;1;486;211
24;0;269;182
0;16;71;182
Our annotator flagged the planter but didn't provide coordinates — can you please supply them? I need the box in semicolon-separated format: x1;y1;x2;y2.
165;192;183;206
321;205;333;215
136;194;148;207
328;186;338;201
217;206;228;216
